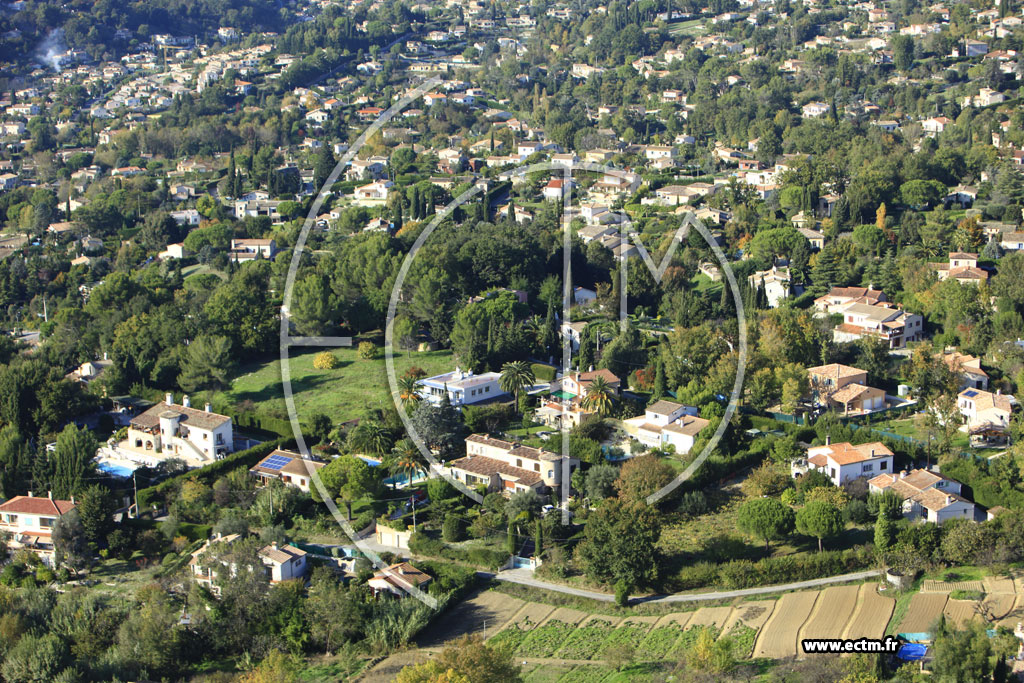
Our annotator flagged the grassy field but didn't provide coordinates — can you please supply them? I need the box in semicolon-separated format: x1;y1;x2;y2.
668;18;707;36
874;414;970;451
200;347;455;424
690;273;724;296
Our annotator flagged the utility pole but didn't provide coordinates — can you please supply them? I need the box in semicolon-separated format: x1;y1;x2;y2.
132;471;138;519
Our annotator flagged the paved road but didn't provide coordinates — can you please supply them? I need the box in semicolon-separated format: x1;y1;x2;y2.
486;568;882;604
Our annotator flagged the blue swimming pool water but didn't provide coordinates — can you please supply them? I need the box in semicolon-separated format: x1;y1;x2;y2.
97;461;136;478
357;456;382;466
382;471;427;487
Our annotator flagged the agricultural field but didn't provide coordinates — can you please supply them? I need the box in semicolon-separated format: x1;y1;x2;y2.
845;584;896;640
753;591;821;659
897;593;949;633
478;572;1024;675
800;585;861;640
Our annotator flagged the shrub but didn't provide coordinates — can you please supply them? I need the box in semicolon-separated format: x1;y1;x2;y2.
845;499;870;524
313;351;339;369
614;579;630;607
357;341;377;360
442;515;465;542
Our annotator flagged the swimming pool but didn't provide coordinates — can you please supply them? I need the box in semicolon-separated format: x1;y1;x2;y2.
551;390;576;400
382;471;427;488
97;461;136;478
357;456;382;466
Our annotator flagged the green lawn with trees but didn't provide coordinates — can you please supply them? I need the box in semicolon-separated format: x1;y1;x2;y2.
198;347;455;425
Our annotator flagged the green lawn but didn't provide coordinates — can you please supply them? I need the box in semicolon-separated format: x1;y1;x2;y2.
874;415;970;451
201;347;455;425
690;273;724;296
668;18;707;36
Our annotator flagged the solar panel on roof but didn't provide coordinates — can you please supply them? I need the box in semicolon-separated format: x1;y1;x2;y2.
964;390;978;398
261;455;293;470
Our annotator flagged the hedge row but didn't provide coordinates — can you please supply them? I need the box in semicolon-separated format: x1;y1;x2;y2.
136;439;283;511
207;397;294;438
408;532;508;571
668;546;875;591
940;457;1024;510
530;363;557;382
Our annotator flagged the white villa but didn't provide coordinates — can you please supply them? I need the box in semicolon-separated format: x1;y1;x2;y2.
0;494;77;566
448;434;579;496
189;534;308;593
831;302;923;350
957;388;1012;432
126;393;233;463
792;439;894;486
417;368;505;407
249;449;325;493
624;400;709;454
868;469;976;525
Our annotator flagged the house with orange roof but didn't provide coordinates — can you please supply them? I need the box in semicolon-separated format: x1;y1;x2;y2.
807;364;886;414
935;350;988;390
368;562;433;598
957;388;1012;432
813;286;888;316
868;469;975;524
931;252;988;285
792;438;894;486
0;493;77;565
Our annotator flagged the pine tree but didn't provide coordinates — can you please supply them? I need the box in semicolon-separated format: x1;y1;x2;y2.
540;300;558;358
228;148;236;198
652;356;666;400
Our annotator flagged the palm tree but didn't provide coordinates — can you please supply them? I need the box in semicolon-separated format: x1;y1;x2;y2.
390;439;425;489
581;375;615;416
499;361;535;412
347;420;392;457
396;374;421;409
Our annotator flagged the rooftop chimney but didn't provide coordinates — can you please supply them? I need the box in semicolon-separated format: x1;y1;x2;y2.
70;495;75;505
205;402;212;413
825;435;831;446
900;470;907;479
27;491;32;498
946;495;953;504
271;542;278;551
47;490;52;500
165;392;174;406
182;395;191;408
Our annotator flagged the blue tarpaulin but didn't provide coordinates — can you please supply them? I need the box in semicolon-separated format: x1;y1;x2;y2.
897;644;928;661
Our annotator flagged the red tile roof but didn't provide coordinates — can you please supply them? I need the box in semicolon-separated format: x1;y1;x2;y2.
0;495;75;516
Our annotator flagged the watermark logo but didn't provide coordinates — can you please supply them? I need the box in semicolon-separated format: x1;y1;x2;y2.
280;79;747;603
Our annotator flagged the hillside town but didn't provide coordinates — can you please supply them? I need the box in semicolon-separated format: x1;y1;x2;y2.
4;0;1024;680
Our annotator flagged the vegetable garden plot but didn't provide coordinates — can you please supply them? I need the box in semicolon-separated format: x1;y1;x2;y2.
799;585;861;640
898;593;948;634
752;591;820;659
843;584;895;640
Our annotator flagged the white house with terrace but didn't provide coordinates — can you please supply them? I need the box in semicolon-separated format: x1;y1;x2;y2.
0;494;77;566
957;388;1012;432
447;434;579;496
624;400;710;454
125;393;233;464
792;438;894;486
868;469;976;524
416;368;506;407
